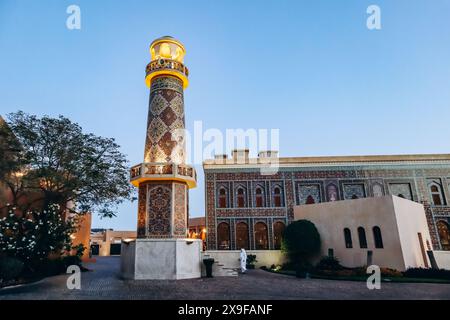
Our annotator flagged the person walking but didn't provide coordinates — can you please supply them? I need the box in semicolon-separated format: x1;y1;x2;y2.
240;248;247;274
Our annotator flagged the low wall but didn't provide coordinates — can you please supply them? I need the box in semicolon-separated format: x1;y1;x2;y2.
433;251;450;270
204;250;286;269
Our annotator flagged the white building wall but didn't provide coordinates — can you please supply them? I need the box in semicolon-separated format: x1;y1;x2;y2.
294;196;430;271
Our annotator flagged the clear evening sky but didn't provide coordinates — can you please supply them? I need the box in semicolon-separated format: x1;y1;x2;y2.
1;0;449;230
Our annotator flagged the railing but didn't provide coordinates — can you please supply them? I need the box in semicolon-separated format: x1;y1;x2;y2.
130;162;197;187
146;59;189;78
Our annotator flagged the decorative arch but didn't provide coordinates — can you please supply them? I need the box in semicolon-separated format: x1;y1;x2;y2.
218;186;228;208
372;183;384;197
437;220;450;250
272;184;283;207
273;221;285;250
254;185;265;208
429;181;446;206
235;185;247;208
217;222;230;250
327;184;338;201
305;195;315;204
236;222;249;250
254;222;269;250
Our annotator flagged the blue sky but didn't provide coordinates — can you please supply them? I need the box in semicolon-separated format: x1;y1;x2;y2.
1;0;450;230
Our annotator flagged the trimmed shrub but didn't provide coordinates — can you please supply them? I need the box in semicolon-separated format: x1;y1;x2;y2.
403;268;450;280
315;256;343;271
380;267;403;278
246;254;257;269
0;256;24;281
282;220;321;269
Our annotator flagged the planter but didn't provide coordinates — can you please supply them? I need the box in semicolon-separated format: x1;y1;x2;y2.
203;258;215;278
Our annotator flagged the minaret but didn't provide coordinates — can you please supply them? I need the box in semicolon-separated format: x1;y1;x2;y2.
123;37;200;280
130;36;196;239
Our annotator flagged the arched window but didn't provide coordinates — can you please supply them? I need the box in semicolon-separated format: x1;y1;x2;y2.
305;195;315;204
344;228;353;248
255;186;264;207
254;222;269;250
429;182;445;206
327;184;338;201
217;222;230;250
218;187;228;208
437;220;450;250
273;186;282;207
236;187;246;208
372;184;383;197
373;226;384;249
273;221;285;250
358;227;368;248
236;222;249;250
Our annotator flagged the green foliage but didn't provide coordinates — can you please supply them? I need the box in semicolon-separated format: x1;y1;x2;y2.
246;254;257;269
282;220;321;268
315;256;343;271
0;256;24;281
1;111;134;218
403;268;450;280
0;204;75;262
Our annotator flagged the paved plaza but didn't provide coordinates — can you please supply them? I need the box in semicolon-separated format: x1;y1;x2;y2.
1;256;450;300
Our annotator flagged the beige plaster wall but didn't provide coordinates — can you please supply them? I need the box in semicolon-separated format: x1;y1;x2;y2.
392;197;432;269
434;251;450;270
294;196;428;271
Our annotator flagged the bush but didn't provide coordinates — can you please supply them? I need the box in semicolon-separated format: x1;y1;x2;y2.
380;267;403;278
246;254;257;269
403;268;450;280
282;220;321;269
0;256;24;281
315;256;343;271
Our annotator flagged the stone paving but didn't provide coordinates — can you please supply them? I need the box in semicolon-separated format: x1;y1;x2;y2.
1;256;450;300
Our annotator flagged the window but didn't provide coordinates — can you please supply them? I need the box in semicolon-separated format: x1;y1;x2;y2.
255;187;264;207
357;227;367;248
372;184;383;197
437;220;450;250
373;226;384;248
273;187;282;207
429;182;445;206
254;222;269;250
217;222;230;250
236;187;246;208
218;187;228;208
327;184;338;201
430;184;444;206
344;228;353;248
236;222;249;250
273;221;285;250
305;195;315;204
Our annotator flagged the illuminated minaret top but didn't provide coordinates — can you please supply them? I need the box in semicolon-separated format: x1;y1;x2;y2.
130;36;196;239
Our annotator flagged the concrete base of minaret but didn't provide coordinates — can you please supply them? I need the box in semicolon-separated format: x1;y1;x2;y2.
120;238;202;280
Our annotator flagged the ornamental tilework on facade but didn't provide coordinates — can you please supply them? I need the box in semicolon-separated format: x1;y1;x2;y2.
204;164;450;251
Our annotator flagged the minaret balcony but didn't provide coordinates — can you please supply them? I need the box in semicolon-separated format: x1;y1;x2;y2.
145;59;189;89
130;162;196;188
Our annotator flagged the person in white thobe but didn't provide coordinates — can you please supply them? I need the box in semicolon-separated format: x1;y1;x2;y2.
240;248;247;274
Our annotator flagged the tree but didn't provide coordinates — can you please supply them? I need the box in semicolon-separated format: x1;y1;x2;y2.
282;220;321;270
1;111;134;218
